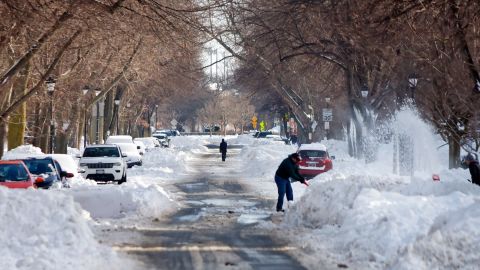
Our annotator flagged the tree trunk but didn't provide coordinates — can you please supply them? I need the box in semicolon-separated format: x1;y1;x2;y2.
0;121;7;157
7;62;31;150
448;135;461;169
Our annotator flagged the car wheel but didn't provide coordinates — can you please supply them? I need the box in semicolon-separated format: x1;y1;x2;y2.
118;172;127;185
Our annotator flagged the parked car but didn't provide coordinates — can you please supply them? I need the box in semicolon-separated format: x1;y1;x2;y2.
297;143;333;179
0;160;43;189
116;143;142;167
254;131;273;138
157;129;180;136
133;141;146;155
46;154;81;178
134;137;159;151
18;156;74;188
78;144;127;184
152;132;169;147
106;135;134;144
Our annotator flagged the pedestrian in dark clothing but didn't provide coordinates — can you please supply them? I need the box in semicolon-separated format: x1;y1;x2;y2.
274;153;308;212
464;153;480;186
219;139;227;162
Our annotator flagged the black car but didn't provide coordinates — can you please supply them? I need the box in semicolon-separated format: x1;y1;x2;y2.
254;131;273;138
20;157;74;188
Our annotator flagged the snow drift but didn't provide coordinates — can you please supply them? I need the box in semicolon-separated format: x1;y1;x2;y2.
0;188;135;270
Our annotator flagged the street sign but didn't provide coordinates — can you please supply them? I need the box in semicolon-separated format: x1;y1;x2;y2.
322;108;333;122
251;116;257;129
324;121;330;130
171;119;177;127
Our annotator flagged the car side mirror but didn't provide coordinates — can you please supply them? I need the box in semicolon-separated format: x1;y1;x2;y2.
75;154;82;158
330;155;336;160
78;168;86;174
137;146;141;149
122;154;128;158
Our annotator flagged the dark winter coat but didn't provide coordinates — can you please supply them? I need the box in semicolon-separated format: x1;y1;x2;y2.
469;161;480;185
275;155;304;182
219;141;227;154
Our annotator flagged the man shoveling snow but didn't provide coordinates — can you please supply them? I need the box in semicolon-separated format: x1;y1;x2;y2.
274;153;308;212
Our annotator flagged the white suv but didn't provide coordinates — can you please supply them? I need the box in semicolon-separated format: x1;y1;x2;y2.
79;145;127;184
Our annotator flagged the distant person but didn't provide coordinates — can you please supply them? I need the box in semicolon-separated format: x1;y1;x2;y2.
219;139;228;162
463;153;480;186
274;153;308;212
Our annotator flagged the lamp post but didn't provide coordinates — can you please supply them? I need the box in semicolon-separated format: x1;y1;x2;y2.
114;98;120;135
94;89;101;144
408;73;418;100
82;85;90;149
46;76;56;153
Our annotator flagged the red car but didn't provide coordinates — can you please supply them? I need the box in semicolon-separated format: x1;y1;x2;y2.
297;143;333;179
0;160;44;189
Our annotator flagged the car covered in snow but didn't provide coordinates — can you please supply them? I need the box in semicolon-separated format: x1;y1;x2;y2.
116;143;142;167
152;132;169;147
79;144;127;184
134;137;160;151
0;160;44;189
297;143;333;179
105;135;135;144
133;140;146;155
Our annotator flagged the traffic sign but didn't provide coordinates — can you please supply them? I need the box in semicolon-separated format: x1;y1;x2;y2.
322;108;333;122
171;119;177;127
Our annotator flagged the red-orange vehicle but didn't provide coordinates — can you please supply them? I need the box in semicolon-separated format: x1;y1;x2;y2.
297;143;334;179
0;160;43;189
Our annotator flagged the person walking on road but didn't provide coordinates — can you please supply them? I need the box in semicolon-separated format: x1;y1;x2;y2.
463;153;480;186
219;139;228;162
274;153;308;212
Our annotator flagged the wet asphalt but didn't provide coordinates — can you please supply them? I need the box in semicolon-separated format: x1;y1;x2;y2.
109;144;307;270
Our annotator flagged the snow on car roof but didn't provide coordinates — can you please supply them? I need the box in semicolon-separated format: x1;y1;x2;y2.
298;143;327;151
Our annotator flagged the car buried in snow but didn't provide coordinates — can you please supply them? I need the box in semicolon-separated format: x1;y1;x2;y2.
297;143;333;179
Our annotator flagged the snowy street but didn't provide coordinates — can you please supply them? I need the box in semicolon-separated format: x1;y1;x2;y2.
98;143;305;269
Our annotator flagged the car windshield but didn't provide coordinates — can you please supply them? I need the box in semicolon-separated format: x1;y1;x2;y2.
83;147;120;157
0;164;29;181
299;150;327;159
22;159;55;175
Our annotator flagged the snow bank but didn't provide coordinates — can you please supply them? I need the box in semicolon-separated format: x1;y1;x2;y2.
0;188;135;270
2;144;43;160
67;182;176;220
238;137;297;179
128;147;188;180
281;171;480;269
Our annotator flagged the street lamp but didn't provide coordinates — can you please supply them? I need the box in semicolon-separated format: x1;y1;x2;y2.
82;85;90;149
155;104;158;131
94;89;101;144
408;73;418;99
46;76;56;153
114;98;120;135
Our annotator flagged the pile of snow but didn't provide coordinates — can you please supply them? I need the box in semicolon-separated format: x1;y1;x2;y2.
1;144;43;160
0;188;135;270
281;172;480;269
67;182;176;220
238;137;297;179
128;147;189;181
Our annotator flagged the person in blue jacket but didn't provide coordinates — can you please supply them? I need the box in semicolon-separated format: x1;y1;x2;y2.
274;153;307;212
